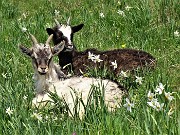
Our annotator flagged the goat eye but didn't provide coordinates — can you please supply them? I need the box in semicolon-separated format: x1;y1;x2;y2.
62;36;67;40
58;32;63;37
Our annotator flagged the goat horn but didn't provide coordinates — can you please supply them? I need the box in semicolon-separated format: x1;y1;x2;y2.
67;17;70;25
46;34;53;45
30;34;38;46
54;19;60;26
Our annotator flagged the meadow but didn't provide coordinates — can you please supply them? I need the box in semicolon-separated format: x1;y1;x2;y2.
0;0;179;134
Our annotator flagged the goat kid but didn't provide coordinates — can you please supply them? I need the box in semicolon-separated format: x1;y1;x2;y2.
19;34;126;117
46;18;156;76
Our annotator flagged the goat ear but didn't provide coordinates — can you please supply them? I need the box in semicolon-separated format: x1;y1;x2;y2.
52;41;65;55
46;28;55;35
72;24;84;33
19;45;33;57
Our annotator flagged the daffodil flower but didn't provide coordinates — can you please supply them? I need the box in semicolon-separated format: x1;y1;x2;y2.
88;51;95;61
6;107;13;116
21;27;27;32
120;71;128;78
93;55;103;63
125;5;133;11
117;10;125;17
123;98;134;112
164;91;174;101
54;9;60;16
174;30;179;37
147;91;155;101
155;83;164;95
168;107;174;116
135;76;143;85
111;60;117;70
32;112;43;121
147;98;164;111
100;12;105;18
155;102;164;111
147;98;158;109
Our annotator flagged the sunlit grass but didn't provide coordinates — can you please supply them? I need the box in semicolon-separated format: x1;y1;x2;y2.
0;0;179;134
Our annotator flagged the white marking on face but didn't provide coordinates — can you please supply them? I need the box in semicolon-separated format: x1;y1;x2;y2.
59;25;72;45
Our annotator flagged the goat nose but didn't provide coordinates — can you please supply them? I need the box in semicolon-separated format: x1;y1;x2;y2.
69;46;73;49
41;67;46;72
68;45;73;49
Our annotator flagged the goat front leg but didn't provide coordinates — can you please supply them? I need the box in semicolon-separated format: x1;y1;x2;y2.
54;64;68;80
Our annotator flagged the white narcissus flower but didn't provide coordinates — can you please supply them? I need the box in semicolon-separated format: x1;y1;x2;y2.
123;98;134;112
168;107;174;116
117;10;125;17
21;27;27;32
135;76;143;85
6;107;13;116
164;91;174;101
88;51;95;61
32;112;42;121
174;30;179;37
120;71;128;78
147;91;155;101
2;72;7;78
100;12;105;18
147;98;164;111
93;55;103;63
23;95;27;100
125;5;133;11
88;52;103;63
155;102;164;111
111;60;117;70
147;98;158;109
155;83;164;95
54;9;60;16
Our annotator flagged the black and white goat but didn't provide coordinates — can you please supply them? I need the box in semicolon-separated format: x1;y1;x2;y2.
46;19;156;76
19;34;126;117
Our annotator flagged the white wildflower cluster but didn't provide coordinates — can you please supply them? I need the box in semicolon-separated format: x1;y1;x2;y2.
88;51;103;63
117;5;132;17
31;112;59;122
147;83;174;112
147;98;164;111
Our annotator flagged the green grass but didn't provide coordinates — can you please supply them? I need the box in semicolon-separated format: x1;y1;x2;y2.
0;0;179;134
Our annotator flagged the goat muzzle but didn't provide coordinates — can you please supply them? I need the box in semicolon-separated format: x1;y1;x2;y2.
38;67;48;75
64;44;74;52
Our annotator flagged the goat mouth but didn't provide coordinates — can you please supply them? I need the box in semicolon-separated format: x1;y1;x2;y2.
64;47;73;52
38;72;47;75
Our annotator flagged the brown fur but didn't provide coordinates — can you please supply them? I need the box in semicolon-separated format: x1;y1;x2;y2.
68;48;156;76
46;23;156;76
